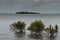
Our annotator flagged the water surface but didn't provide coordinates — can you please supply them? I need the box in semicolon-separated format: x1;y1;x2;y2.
0;14;60;40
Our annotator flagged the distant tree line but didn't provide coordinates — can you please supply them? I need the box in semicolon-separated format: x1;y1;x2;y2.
16;12;40;14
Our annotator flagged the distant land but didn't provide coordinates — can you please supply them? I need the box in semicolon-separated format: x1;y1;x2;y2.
16;12;40;14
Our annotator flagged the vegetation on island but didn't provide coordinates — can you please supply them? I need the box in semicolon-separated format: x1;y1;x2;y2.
16;12;40;14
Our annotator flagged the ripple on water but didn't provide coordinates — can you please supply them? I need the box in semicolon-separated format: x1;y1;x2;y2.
0;33;15;40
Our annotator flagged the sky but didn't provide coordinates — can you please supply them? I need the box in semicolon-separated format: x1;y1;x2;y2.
0;0;60;14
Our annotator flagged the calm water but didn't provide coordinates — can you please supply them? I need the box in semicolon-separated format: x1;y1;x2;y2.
0;14;60;40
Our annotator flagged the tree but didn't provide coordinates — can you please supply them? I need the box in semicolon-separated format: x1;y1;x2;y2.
27;20;45;35
55;24;58;32
45;25;56;37
16;12;40;14
10;21;26;32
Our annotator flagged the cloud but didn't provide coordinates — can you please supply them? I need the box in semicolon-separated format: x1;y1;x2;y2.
14;3;22;8
0;0;44;13
15;0;40;2
33;0;40;2
0;0;44;8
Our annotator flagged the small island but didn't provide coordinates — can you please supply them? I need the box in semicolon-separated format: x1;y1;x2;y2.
16;12;40;14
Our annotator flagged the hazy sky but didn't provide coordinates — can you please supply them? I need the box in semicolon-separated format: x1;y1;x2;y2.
0;0;60;14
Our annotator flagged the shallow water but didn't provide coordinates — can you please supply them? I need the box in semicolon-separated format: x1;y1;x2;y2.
0;14;60;40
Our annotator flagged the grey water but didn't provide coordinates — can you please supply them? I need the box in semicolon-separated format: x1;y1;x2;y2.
0;14;60;40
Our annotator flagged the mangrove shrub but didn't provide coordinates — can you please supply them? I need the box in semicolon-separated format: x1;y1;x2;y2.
27;20;45;35
45;25;58;37
10;21;26;32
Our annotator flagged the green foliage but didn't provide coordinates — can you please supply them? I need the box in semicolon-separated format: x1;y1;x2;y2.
45;24;58;36
45;25;56;33
10;20;58;36
27;20;45;33
11;21;26;32
50;27;56;33
55;24;58;32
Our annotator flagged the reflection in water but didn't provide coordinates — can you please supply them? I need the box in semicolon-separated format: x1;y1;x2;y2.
13;32;58;40
10;25;58;40
47;33;58;40
28;34;43;40
10;27;25;38
14;32;25;38
49;36;56;40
